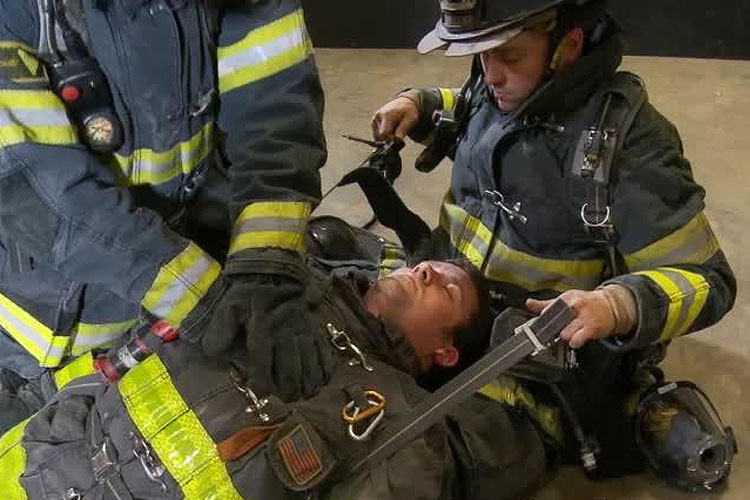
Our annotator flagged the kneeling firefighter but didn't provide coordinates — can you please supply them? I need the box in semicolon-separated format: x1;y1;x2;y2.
364;0;737;491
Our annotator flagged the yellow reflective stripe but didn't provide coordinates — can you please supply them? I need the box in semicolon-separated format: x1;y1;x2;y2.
479;377;564;443
440;195;604;291
142;243;221;327
439;87;456;113
379;243;406;277
0;41;35;52
0;90;78;147
53;351;96;390
0;418;31;500
70;319;138;356
120;355;243;500
0;290;69;367
634;267;710;341
218;8;313;94
112;122;214;186
625;213;720;271
229;201;311;255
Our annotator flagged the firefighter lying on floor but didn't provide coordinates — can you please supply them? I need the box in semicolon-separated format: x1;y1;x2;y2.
0;244;550;500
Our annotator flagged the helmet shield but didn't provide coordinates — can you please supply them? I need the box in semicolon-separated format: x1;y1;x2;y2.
635;381;737;492
419;0;567;56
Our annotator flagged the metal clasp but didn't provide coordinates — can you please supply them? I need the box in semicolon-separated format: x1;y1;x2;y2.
343;390;386;441
580;202;611;228
514;319;547;356
483;190;528;224
326;323;374;372
91;438;116;481
235;383;271;422
129;433;167;492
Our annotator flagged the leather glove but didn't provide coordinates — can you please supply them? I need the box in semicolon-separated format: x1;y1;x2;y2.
201;273;332;401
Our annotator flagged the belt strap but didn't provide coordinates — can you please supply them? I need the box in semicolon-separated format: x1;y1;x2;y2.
344;298;575;475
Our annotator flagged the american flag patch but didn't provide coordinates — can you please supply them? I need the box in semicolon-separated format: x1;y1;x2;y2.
277;424;323;486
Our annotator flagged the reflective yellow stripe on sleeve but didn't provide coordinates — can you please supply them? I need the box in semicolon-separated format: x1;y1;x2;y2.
0;418;31;500
634;267;710;341
625;212;720;271
229;201;311;255
439;193;604;291
379;243;406;278
438;88;456;113
0;290;69;367
112;122;214;187
0;90;78;147
70;319;137;357
218;8;313;94
53;351;97;390
142;243;221;328
119;355;243;500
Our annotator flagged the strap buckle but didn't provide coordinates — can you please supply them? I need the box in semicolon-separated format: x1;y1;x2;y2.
514;319;547;356
91;438;117;481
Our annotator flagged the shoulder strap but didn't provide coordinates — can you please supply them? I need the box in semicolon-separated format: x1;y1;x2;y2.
571;71;647;277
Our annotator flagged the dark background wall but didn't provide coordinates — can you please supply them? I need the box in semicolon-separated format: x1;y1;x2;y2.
301;0;750;60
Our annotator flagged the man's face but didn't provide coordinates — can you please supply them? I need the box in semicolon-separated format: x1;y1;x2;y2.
480;29;551;111
364;261;480;370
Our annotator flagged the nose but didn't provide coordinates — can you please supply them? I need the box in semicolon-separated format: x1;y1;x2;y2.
413;262;435;285
482;53;506;87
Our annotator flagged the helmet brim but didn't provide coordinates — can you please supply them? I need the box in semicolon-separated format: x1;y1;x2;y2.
418;25;524;57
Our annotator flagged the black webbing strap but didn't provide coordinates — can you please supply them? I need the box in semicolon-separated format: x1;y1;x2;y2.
343;298;576;476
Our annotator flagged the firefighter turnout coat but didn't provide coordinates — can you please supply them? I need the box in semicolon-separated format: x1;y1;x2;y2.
0;0;326;370
411;32;735;350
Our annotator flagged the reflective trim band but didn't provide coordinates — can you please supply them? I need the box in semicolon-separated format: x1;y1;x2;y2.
634;267;710;341
625;212;720;271
113;122;214;186
379;243;406;278
229;201;311;255
218;8;313;94
0;90;77;147
440;195;604;291
70;319;138;356
54;351;96;390
142;243;221;327
0;290;69;367
0;418;31;500
439;88;456;113
479;376;563;443
0;42;45;84
119;355;243;500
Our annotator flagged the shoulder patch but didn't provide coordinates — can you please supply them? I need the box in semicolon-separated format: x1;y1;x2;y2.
276;424;323;486
0;43;46;84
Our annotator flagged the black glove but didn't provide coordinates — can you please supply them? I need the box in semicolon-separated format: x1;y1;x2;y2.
201;273;332;401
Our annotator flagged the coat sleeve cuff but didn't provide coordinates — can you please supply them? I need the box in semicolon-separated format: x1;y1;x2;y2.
600;274;664;351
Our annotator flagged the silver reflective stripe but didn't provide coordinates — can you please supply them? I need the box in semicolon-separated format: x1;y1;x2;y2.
0;107;70;127
234;215;307;235
218;27;307;78
148;254;214;318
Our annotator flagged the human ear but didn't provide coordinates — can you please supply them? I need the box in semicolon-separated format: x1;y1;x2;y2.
433;346;459;368
550;27;584;70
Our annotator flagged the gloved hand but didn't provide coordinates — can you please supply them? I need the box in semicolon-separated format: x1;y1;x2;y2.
201;273;332;401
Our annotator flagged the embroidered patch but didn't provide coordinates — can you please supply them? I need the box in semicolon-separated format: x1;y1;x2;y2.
276;424;323;486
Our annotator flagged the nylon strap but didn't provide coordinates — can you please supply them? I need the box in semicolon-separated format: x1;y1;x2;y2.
344;298;575;475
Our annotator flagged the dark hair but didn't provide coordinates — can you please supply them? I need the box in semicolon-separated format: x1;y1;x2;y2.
418;258;493;391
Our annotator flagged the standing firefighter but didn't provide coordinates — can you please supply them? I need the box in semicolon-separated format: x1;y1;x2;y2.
372;0;736;486
0;0;325;430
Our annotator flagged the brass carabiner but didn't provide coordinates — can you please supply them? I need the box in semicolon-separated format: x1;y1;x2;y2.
342;390;386;424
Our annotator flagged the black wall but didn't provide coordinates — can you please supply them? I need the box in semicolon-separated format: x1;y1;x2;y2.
302;0;750;60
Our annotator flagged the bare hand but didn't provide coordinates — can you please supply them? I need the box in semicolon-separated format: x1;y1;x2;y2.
371;97;419;142
526;289;616;349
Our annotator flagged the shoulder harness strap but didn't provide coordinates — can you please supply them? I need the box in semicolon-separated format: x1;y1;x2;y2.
571;71;647;276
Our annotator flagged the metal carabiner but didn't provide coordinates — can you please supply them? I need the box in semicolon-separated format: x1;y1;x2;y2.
345;392;386;442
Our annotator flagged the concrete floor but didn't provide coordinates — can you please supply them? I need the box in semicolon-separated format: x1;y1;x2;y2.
312;49;750;499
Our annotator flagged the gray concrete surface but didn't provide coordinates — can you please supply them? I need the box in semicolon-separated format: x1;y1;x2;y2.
313;49;750;499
